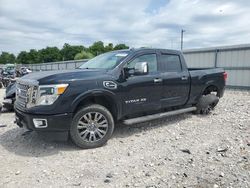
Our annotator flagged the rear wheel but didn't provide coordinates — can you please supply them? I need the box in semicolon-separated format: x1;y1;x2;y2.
194;94;219;115
70;104;114;149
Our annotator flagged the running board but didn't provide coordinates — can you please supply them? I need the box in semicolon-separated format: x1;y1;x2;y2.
123;107;197;125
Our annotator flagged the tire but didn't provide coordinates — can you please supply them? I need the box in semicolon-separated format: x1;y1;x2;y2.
194;94;219;115
70;104;114;149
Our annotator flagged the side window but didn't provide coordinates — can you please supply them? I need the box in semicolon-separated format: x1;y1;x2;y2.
161;54;182;72
126;54;157;73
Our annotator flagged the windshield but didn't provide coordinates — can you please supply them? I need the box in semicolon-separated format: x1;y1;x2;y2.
79;51;128;69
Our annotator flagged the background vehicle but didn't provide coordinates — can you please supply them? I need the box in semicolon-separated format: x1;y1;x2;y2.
17;67;32;77
0;71;3;89
2;82;16;111
14;48;226;148
0;66;32;112
1;64;16;88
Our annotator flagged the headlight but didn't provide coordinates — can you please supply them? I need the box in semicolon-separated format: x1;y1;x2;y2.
36;84;68;106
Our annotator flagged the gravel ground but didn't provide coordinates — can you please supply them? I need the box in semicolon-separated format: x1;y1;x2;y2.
0;88;249;188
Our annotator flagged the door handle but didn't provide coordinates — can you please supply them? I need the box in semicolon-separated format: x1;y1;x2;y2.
154;78;162;83
181;76;188;80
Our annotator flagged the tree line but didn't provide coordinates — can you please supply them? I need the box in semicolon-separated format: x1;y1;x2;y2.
0;41;129;65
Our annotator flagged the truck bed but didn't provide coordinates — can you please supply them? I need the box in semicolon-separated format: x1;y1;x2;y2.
187;67;225;105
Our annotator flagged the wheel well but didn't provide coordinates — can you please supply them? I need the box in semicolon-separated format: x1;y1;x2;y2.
203;85;219;96
74;95;118;120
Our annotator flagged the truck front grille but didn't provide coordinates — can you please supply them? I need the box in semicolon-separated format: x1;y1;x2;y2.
16;83;30;108
16;80;38;109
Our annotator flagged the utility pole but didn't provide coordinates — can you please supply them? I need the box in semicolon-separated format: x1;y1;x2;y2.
181;29;185;50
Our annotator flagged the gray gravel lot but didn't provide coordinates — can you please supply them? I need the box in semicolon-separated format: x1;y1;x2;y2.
0;88;249;188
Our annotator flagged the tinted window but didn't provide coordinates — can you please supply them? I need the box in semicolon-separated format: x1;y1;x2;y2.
126;54;157;72
161;54;182;72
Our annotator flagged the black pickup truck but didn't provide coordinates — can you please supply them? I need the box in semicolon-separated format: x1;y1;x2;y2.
15;48;227;148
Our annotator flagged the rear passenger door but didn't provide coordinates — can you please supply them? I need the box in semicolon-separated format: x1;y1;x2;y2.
159;52;190;108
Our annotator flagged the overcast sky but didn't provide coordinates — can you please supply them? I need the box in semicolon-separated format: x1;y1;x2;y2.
1;0;250;54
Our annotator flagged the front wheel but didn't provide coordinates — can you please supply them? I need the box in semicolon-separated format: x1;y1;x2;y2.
70;104;114;149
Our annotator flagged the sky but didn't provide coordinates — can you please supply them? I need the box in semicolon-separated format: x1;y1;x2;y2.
1;0;250;54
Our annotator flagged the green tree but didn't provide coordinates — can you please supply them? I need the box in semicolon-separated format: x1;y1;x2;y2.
74;51;94;60
0;52;16;64
16;51;29;64
27;49;41;64
1;42;130;65
17;50;41;64
114;44;129;50
89;41;105;56
104;43;114;52
61;43;85;61
39;47;62;63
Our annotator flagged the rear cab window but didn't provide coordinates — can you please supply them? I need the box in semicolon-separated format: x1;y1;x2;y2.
160;54;182;72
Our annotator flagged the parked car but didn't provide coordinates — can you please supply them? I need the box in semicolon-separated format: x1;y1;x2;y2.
1;66;32;111
2;82;16;111
1;64;16;88
14;48;226;148
0;72;3;89
20;67;32;75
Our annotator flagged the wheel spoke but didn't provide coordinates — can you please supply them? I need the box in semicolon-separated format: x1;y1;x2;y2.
79;121;88;126
96;129;103;138
83;114;90;122
77;121;88;129
97;128;106;135
80;130;88;137
89;132;94;142
82;131;89;140
87;113;93;121
97;123;108;128
94;113;101;121
98;119;107;125
92;133;97;142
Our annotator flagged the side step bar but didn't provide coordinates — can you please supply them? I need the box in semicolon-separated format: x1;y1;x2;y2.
123;107;197;125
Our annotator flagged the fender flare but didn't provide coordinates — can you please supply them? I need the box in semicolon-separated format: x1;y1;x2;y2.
200;80;220;97
71;89;121;118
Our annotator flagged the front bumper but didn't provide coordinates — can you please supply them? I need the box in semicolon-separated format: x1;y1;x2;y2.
15;108;73;131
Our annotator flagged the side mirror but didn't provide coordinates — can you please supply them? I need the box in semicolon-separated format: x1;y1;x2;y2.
134;62;148;75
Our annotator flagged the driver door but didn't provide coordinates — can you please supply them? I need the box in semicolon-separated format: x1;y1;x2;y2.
120;51;162;116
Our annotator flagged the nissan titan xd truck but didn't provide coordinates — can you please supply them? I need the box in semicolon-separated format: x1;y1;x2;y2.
15;48;226;148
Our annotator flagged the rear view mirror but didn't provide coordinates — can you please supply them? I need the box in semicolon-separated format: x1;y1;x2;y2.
134;62;148;75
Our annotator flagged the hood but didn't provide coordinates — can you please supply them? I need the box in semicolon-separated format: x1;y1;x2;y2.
20;69;109;85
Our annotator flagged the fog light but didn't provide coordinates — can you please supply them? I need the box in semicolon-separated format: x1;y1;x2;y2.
33;119;48;128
